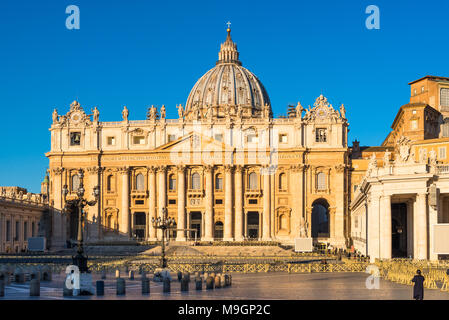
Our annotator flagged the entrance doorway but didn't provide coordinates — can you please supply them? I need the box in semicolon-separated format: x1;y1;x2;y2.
214;221;223;240
392;203;407;257
247;212;259;239
311;199;330;238
190;212;202;240
133;212;146;240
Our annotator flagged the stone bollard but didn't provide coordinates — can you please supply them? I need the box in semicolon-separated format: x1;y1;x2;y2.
195;276;202;291
14;268;25;283
116;278;126;295
224;274;229;287
115;269;121;279
30;279;40;297
206;276;214;290
0;279;5;297
163;277;170;293
181;277;189;292
129;270;134;280
96;281;105;296
177;271;182;282
214;275;221;288
142;278;150;295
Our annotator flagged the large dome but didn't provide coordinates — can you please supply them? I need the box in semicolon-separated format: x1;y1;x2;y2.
184;28;271;120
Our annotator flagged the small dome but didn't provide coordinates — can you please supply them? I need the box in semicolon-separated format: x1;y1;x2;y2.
185;28;271;119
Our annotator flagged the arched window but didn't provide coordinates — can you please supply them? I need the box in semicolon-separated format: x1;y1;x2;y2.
191;173;201;190
136;173;145;191
316;172;326;190
71;174;80;192
215;174;223;190
107;175;114;192
279;173;286;191
169;174;176;191
249;172;258;190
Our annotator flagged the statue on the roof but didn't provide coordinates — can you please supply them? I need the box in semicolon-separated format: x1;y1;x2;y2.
296;102;304;119
52;108;59;124
92;106;100;122
160;105;166;119
122;106;129;121
177;104;184;119
340;104;346;119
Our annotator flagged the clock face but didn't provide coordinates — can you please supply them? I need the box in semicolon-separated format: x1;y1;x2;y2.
316;107;328;120
71;112;81;123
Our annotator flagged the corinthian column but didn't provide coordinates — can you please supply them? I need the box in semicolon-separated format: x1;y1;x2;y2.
157;166;167;239
203;165;214;241
224;165;234;241
414;193;428;260
262;166;272;240
381;195;392;259
176;165;186;241
234;165;244;241
119;167;130;238
148;166;157;240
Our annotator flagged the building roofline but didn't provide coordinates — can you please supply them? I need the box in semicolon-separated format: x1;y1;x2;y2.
408;75;449;85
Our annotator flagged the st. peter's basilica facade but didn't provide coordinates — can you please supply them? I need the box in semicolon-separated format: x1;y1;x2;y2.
46;28;350;248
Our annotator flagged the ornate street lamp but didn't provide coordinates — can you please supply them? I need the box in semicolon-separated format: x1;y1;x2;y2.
151;208;175;268
62;169;100;273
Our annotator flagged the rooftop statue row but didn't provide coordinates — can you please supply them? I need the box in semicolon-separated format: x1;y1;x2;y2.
51;95;347;127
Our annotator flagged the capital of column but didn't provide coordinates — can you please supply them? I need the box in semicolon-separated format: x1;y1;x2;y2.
204;165;214;174
117;166;130;174
224;165;234;173
176;165;186;173
86;166;102;174
147;166;157;174
51;167;63;176
156;165;167;174
290;164;305;172
234;165;244;173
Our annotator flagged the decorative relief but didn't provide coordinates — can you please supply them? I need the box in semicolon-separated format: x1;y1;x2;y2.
52;167;64;176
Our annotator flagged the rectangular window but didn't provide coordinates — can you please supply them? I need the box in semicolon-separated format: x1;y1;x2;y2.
317;172;326;190
441;88;449;107
249;199;258;205
168;134;176;142
15;221;20;241
6;221;10;241
70;132;81;146
439;147;447;160
215;199;223;205
316;129;327;142
107;136;115;146
214;134;223;142
133;136;145;145
24;222;28;241
168;199;176;205
135;200;144;205
279;134;288;143
411;120;418;130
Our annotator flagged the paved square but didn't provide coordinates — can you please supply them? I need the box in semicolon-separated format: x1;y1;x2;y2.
2;272;449;300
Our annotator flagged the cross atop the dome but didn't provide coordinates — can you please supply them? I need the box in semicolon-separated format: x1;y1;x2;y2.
226;21;231;30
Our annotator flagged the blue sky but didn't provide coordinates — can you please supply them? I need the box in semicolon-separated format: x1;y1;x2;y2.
1;0;448;193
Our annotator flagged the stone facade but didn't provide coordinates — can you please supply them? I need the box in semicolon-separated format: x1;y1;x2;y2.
46;29;350;247
0;186;52;253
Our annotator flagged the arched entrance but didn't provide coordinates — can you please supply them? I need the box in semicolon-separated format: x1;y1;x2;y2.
311;199;330;238
190;212;202;240
247;212;259;239
214;221;223;240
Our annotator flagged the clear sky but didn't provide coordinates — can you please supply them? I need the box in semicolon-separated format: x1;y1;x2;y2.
1;0;448;193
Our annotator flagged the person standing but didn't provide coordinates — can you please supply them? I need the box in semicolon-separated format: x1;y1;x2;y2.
411;270;425;300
